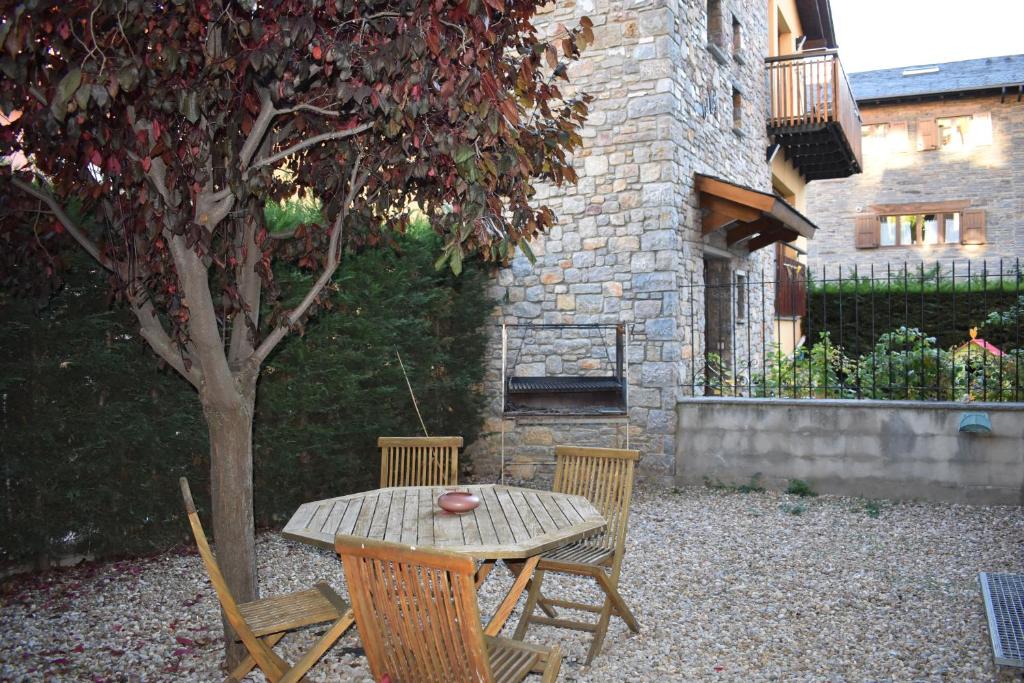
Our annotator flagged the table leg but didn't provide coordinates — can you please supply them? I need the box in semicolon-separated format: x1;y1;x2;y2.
475;559;496;589
484;555;539;637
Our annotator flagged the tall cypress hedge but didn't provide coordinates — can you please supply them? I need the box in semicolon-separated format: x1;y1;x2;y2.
805;279;1022;353
0;228;492;568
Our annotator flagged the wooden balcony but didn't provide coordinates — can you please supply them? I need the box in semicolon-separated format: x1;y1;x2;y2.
766;50;863;180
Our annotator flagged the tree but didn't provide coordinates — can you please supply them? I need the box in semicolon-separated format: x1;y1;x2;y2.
0;0;592;661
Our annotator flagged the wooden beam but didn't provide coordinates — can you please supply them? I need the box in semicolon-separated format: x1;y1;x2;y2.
747;227;799;253
701;194;762;223
702;211;737;235
725;217;776;245
696;175;775;212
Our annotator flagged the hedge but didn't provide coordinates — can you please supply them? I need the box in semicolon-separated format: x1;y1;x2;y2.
0;227;492;568
805;281;1022;353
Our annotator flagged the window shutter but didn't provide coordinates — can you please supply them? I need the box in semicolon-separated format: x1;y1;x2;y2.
888;122;909;152
961;209;986;245
855;215;879;249
970;112;992;146
916;119;938;151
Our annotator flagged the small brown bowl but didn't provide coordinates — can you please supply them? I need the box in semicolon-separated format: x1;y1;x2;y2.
437;491;481;514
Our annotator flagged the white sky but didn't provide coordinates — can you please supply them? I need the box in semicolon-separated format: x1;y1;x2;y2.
830;0;1024;73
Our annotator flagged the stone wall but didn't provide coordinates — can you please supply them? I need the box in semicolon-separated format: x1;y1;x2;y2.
467;0;777;483
676;397;1024;505
805;94;1024;273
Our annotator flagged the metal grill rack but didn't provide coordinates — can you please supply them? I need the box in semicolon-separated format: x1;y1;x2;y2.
979;572;1024;668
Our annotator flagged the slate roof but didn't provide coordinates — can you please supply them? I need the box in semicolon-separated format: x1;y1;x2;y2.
849;54;1024;103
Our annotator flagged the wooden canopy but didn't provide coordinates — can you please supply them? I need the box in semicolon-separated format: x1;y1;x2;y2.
696;174;818;252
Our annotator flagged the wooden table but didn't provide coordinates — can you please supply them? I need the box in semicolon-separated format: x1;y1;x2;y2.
283;484;606;636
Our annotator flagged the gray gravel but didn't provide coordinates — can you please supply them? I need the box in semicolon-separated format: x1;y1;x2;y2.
2;485;1022;681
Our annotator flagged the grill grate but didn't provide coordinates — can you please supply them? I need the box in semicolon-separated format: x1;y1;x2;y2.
979;572;1024;667
506;376;622;393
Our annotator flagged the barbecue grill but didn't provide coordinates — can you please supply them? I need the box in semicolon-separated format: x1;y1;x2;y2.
502;323;627;416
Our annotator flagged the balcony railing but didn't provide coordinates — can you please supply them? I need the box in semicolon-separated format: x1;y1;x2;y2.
765;50;862;180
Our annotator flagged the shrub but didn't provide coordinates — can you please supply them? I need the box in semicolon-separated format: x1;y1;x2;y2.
0;224;492;566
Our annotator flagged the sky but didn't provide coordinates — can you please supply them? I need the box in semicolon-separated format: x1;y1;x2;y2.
830;0;1024;73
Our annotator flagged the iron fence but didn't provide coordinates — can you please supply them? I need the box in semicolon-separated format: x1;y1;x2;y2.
684;258;1023;402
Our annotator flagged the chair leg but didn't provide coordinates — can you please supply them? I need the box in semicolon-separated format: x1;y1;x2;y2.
475;559;496;589
540;644;562;683
507;561;558;618
278;610;355;683
585;596;614;665
225;632;286;683
513;568;546;640
593;570;640;633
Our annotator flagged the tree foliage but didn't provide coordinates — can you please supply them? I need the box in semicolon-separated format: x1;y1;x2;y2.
0;0;592;649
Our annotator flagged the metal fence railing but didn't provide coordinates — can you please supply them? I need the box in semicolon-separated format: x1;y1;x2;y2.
684;258;1023;402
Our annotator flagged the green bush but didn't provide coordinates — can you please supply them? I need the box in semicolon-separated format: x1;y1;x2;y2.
805;273;1022;352
0;220;492;566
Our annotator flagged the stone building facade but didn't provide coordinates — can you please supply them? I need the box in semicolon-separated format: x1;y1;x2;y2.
806;56;1024;273
466;0;852;483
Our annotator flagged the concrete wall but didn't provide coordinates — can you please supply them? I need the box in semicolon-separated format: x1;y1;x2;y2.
676;397;1024;505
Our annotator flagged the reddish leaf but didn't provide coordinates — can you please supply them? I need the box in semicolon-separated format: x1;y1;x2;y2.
141;156;151;172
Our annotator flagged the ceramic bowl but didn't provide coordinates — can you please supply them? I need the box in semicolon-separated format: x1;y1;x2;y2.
437;490;481;514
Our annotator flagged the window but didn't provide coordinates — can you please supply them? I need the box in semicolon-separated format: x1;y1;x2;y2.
918;113;992;151
937;116;972;149
856;205;985;249
731;88;742;133
734;271;747;324
706;0;728;64
731;15;743;59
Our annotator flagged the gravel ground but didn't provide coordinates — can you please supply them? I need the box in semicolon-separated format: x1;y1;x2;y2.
2;485;1023;682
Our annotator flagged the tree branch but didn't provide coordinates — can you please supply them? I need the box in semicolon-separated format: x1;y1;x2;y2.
227;202;263;367
129;291;202;388
276;103;344;117
248;155;365;367
248;123;372;173
238;90;277;170
10;177;114;271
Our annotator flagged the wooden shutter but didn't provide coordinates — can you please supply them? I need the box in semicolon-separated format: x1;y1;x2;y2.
961;209;986;245
854;215;879;249
916;119;938;151
970;112;992;146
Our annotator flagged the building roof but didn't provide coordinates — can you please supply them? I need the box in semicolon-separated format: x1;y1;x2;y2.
850;54;1024;103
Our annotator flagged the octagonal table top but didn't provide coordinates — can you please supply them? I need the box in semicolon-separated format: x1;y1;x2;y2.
283;484;606;560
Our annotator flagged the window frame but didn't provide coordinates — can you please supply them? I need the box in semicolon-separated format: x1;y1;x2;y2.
734;270;748;324
877;212;961;247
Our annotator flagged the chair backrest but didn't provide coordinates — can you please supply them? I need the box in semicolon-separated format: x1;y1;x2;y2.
335;535;493;683
378;436;463;488
179;478;288;677
552;446;640;566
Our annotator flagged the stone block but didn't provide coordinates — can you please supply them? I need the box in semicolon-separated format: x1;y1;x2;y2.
512;301;541;317
584;155;609;176
641;230;677;250
627;93;674;119
646;317;677;340
522;427;554;446
526;285;545;302
633;271;675;292
576;294;604;314
604;281;623;297
539;269;564;285
641;361;676;386
556;294;575;310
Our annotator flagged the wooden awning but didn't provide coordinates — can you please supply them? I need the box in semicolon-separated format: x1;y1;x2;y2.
696;174;818;252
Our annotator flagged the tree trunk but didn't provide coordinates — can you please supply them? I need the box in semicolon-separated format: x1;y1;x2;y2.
204;388;259;669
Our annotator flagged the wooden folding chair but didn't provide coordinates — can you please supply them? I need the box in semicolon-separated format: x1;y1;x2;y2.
378;436;463;488
512;446;641;664
179;478;353;683
335;535;562;683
